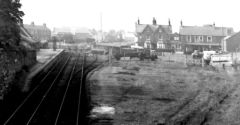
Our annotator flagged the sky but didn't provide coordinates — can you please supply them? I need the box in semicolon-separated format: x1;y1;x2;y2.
21;0;240;33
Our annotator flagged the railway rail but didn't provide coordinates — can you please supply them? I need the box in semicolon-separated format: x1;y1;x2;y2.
2;52;101;125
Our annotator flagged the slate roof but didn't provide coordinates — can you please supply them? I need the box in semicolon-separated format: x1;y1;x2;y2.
136;24;172;34
180;26;233;36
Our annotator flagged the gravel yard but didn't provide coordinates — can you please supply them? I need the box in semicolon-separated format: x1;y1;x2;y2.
88;54;240;125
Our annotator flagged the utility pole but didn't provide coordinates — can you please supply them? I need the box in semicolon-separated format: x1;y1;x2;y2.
100;12;103;42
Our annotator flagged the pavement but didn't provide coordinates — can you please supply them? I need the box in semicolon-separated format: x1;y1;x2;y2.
22;49;64;92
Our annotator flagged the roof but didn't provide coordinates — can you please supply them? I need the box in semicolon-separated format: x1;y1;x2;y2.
53;27;72;34
24;24;50;31
136;24;172;34
224;31;240;41
184;42;221;46
180;25;233;36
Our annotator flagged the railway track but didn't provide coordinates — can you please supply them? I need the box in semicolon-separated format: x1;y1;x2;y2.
2;52;101;125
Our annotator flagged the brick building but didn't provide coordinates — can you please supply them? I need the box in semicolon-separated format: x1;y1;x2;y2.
24;22;51;42
179;22;234;53
135;18;172;49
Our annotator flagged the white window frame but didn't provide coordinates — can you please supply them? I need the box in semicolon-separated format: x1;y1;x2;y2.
207;36;212;42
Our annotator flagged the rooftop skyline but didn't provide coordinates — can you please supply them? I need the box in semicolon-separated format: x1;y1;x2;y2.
21;0;240;32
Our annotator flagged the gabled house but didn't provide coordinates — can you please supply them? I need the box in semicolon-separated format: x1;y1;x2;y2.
24;22;51;43
179;22;234;53
135;18;172;49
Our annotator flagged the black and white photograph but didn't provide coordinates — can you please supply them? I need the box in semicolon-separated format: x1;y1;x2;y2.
1;0;240;124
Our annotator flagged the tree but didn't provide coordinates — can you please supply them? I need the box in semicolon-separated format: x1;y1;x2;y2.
0;0;24;48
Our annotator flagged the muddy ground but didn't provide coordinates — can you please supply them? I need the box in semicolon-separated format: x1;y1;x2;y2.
88;54;240;125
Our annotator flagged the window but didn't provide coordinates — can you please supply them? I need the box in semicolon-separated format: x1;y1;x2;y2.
199;36;203;42
159;35;162;40
195;36;198;42
207;36;212;42
187;36;191;42
174;37;179;41
146;35;150;40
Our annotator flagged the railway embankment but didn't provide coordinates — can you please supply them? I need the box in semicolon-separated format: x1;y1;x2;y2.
88;57;240;125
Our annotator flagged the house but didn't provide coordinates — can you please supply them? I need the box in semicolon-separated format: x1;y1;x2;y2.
74;27;94;43
222;31;240;52
20;24;37;49
135;18;172;49
24;22;51;43
179;21;234;53
52;27;74;43
169;32;182;51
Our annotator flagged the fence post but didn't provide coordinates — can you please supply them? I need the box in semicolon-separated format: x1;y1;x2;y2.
185;54;187;66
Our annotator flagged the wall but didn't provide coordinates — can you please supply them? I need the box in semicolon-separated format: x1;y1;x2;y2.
226;32;240;52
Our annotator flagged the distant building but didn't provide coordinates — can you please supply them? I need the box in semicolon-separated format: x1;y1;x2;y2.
19;24;37;49
222;31;240;52
169;32;182;51
52;27;73;43
74;27;94;43
179;22;234;53
24;22;51;43
52;27;72;36
122;32;137;42
135;18;172;49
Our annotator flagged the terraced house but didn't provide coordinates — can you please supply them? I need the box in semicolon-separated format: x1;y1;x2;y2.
135;18;172;49
24;22;51;43
179;22;234;53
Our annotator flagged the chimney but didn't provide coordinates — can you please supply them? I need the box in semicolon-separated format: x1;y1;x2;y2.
31;21;34;26
180;20;183;27
137;18;140;25
213;22;215;27
152;17;157;25
168;18;171;27
43;23;46;27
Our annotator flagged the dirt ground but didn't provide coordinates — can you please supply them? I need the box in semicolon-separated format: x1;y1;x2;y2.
88;54;240;125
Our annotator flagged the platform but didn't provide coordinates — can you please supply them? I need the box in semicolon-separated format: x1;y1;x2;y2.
23;49;64;92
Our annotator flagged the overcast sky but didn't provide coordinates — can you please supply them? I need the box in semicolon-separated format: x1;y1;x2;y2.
21;0;240;32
